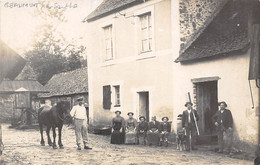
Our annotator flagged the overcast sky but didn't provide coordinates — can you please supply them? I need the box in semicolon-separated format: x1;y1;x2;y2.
0;0;103;56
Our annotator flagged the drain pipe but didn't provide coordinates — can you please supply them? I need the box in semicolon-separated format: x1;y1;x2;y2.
257;81;260;155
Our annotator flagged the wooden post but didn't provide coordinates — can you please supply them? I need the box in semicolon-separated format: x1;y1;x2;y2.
26;93;32;125
188;92;200;135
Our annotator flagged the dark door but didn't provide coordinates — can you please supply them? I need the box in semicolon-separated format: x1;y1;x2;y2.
138;92;149;121
196;81;218;137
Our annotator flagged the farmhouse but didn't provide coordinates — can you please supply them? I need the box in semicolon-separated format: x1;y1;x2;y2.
85;0;260;152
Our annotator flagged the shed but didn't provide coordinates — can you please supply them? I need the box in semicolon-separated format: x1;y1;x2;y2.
37;67;88;108
0;80;48;125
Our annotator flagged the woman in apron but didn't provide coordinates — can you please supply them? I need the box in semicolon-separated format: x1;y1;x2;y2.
125;112;137;144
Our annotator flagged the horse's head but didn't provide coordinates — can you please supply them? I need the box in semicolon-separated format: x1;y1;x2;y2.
56;101;72;123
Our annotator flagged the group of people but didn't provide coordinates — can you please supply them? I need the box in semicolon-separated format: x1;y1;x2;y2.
181;101;233;154
111;111;171;146
110;101;233;154
69;97;233;155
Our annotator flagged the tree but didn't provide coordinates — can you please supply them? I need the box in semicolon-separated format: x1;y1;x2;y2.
24;0;86;85
66;46;86;70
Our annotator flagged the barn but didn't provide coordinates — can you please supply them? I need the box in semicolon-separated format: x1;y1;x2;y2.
37;67;88;109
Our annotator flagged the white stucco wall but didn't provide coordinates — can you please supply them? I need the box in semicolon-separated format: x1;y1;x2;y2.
172;50;259;147
86;0;174;125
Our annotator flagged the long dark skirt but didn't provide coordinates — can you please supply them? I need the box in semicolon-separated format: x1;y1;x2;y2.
111;130;125;144
147;131;160;145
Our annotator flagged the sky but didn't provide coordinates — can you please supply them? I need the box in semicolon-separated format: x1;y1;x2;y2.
0;0;103;56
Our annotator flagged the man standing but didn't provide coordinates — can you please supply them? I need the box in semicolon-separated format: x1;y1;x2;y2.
212;101;233;154
70;97;92;150
182;102;199;151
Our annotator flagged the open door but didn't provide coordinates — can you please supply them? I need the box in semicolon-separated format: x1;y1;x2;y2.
196;81;218;144
138;92;149;121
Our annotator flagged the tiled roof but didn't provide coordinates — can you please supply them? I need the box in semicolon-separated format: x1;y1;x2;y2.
175;1;250;63
86;0;142;22
0;40;26;82
38;67;88;98
0;80;47;93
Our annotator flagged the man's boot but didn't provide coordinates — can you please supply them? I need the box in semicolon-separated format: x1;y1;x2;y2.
84;142;92;150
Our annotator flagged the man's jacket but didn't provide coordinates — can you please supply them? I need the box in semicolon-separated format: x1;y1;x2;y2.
212;109;233;129
182;109;199;128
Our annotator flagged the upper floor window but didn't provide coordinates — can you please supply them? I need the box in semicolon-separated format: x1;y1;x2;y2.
139;12;152;53
103;25;113;60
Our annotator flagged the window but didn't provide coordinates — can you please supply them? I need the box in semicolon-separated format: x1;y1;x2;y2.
139;12;152;53
114;86;120;107
103;25;113;60
103;85;121;110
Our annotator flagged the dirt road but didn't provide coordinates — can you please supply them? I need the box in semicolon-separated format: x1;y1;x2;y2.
0;124;253;165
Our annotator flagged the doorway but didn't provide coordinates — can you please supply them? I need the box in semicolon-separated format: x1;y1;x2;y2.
138;92;149;121
195;81;218;143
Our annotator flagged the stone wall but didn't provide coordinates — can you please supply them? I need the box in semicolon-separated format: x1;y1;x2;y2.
179;0;228;53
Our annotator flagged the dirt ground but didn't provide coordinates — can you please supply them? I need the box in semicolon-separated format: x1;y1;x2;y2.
0;124;254;165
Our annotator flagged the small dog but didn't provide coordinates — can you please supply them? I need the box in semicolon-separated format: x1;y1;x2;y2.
176;129;186;151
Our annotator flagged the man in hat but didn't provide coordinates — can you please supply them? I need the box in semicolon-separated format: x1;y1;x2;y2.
212;101;233;154
70;97;92;150
182;102;199;151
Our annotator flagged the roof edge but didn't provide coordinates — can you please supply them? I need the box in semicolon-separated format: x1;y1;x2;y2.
175;43;250;63
86;0;143;22
37;91;88;99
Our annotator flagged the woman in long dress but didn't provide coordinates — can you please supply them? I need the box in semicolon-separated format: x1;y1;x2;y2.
111;111;125;144
125;112;137;144
136;116;148;145
147;116;161;146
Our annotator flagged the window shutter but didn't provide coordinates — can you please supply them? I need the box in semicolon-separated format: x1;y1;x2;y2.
103;85;111;110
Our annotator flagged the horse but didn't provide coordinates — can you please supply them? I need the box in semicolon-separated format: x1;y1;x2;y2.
38;101;71;149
